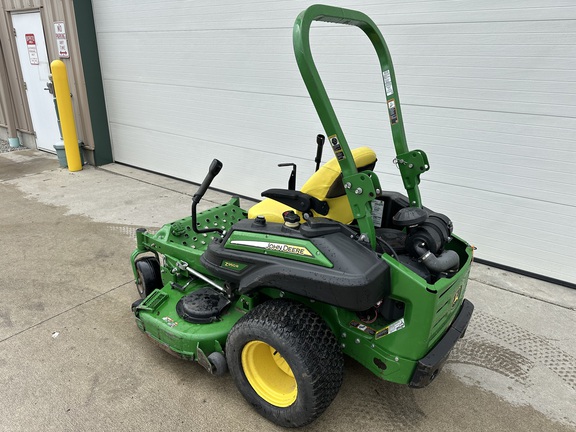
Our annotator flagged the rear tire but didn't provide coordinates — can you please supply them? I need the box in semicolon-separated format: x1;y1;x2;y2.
135;256;163;298
226;299;344;427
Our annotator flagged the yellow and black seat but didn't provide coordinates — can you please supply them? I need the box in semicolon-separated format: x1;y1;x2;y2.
248;147;377;224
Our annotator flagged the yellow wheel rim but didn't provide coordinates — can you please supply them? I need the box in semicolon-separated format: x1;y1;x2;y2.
241;340;297;407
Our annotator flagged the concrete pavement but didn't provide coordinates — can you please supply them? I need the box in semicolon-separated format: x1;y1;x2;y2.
1;149;575;431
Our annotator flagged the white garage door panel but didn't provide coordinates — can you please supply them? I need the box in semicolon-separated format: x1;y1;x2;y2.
93;16;565;111
388;27;575;47
400;64;576;84
407;107;575;151
411;132;575;174
309;24;576;114
367;1;576;25
96;31;299;93
109;123;312;199
104;81;321;153
424;184;576;239
95;22;576;115
409;143;574;203
405;76;573;98
392;42;575;60
93;0;576;31
93;0;576;284
93;0;337;32
401;88;576;118
394;52;576;72
104;80;396;192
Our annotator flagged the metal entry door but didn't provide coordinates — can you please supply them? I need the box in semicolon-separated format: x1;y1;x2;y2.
12;11;60;152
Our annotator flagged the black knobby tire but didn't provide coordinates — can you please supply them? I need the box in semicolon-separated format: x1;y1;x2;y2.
135;256;163;298
226;299;344;428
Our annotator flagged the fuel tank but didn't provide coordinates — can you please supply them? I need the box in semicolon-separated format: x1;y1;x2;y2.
201;218;390;311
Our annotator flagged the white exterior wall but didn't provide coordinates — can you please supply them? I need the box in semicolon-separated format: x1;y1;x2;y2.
91;0;576;285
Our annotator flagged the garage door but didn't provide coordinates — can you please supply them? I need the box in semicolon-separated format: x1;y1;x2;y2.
91;0;576;285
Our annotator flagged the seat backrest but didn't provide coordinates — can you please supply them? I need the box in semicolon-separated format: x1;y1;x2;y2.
248;147;377;224
301;146;376;198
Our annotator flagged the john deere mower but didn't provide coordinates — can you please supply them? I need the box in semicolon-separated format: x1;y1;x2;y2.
130;5;474;428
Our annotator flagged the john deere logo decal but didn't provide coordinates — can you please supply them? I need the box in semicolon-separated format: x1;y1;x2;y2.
266;242;312;256
230;240;312;257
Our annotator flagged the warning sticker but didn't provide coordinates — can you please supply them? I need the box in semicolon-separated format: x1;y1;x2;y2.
350;320;376;336
375;318;405;339
162;317;178;328
383;70;394;96
328;134;346;161
387;99;398;125
371;200;384;228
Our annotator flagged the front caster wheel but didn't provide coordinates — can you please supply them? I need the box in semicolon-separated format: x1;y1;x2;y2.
226;299;344;427
135;256;162;298
207;351;228;376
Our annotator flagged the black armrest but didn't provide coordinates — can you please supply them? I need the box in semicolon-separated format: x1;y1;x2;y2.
262;189;329;216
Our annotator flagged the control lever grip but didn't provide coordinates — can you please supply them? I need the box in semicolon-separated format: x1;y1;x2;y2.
193;159;222;203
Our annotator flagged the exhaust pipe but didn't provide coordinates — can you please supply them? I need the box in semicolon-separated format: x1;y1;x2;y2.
414;243;459;274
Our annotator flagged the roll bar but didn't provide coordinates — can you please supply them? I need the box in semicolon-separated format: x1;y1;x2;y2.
293;5;428;247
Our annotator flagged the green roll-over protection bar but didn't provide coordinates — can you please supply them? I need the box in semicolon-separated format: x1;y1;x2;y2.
293;4;430;249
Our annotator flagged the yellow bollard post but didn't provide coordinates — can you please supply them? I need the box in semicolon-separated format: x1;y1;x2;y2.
50;60;82;172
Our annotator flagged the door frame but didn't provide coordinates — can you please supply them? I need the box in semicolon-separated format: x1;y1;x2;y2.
10;8;60;152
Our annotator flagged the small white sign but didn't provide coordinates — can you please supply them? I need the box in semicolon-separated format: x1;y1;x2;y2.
54;21;70;58
383;69;394;96
371;200;384;227
25;33;39;65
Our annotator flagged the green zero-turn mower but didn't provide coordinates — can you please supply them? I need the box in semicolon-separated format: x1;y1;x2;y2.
130;5;474;428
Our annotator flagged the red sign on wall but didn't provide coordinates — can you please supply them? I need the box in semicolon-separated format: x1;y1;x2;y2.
25;33;39;65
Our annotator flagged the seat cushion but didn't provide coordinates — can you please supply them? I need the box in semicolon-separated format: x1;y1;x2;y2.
248;147;377;224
